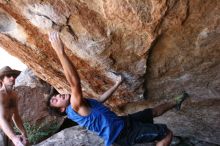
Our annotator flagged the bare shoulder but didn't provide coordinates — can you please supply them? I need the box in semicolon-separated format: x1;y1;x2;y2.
70;95;86;108
9;92;19;107
70;96;91;116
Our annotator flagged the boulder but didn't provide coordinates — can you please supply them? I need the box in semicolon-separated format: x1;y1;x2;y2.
0;0;219;144
15;68;61;125
34;126;105;146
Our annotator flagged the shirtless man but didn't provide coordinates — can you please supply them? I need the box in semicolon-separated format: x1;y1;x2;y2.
0;66;28;146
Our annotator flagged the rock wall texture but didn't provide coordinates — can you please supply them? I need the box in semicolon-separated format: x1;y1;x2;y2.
0;0;219;145
15;69;62;125
0;0;170;105
34;126;105;146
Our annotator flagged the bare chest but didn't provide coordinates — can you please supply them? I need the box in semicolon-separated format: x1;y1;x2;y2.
2;94;17;118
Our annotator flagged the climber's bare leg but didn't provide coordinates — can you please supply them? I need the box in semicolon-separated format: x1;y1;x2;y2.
156;129;173;146
152;102;175;117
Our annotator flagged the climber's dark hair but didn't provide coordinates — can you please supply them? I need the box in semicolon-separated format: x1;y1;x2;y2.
46;87;67;117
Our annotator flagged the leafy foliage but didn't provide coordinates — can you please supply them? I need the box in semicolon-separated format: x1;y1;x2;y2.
14;121;59;144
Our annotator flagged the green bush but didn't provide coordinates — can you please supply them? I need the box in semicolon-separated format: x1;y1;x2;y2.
14;121;59;144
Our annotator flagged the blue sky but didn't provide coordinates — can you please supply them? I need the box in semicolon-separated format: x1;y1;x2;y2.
0;47;27;71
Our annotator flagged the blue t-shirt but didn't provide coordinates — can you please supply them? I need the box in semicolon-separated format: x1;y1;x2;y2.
65;98;124;146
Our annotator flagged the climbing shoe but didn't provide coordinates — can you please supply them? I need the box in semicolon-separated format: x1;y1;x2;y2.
175;91;189;111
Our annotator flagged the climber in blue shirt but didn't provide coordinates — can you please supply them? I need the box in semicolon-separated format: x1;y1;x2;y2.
47;31;188;146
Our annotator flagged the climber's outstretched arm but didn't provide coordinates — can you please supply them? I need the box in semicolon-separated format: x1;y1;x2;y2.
48;31;87;113
98;75;123;103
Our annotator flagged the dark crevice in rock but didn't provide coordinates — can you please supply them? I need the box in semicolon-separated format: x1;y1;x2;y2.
181;0;190;25
64;25;78;41
28;9;56;25
143;34;163;99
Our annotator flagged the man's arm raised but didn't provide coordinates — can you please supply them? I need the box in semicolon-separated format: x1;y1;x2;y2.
48;31;85;112
98;75;123;103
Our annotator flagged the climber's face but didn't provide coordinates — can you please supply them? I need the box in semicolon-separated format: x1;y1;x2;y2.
50;94;70;109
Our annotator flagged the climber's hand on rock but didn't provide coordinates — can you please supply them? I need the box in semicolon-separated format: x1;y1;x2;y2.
48;31;64;54
115;74;124;85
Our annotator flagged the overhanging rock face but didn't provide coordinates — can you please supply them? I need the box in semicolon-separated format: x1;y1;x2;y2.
0;0;220;144
0;0;167;106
